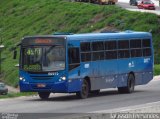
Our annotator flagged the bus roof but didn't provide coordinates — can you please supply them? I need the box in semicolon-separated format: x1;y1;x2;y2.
23;31;152;41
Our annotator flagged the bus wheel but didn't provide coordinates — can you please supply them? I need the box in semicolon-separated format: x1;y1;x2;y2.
76;79;89;99
38;92;50;99
90;90;100;95
118;74;135;93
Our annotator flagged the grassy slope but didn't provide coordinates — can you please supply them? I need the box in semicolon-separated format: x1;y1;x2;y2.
0;0;160;87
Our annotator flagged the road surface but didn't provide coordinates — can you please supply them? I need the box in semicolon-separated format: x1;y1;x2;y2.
0;78;160;113
117;0;160;15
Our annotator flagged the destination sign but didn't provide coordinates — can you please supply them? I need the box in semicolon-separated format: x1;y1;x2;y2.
22;37;65;46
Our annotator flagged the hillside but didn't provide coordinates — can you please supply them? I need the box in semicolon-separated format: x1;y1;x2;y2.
0;0;160;87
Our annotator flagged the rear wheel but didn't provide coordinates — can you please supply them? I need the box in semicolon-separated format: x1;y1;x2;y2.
38;92;50;100
76;79;89;99
118;74;135;94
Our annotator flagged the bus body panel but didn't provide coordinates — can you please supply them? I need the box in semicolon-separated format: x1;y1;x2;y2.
19;31;154;94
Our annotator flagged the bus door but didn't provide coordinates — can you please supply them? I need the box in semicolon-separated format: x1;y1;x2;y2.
68;47;81;92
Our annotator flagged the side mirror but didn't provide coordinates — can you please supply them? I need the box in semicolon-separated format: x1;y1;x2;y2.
13;50;17;59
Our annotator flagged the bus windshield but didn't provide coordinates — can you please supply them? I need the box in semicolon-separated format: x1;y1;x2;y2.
21;46;65;72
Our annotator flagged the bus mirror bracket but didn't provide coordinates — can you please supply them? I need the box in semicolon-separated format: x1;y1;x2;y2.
12;42;21;59
13;50;17;59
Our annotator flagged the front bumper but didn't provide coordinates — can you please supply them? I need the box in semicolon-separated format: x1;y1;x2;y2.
0;89;8;94
19;81;68;93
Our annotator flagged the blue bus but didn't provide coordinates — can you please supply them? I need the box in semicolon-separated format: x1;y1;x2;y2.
15;31;154;99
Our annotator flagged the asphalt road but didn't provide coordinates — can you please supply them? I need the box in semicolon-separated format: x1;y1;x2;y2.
0;78;160;114
117;2;160;15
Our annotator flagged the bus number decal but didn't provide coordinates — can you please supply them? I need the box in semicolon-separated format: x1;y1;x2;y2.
48;72;59;76
84;64;89;69
128;61;135;68
144;58;150;63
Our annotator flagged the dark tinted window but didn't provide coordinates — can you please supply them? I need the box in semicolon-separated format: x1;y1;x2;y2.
80;42;91;52
105;51;117;59
92;41;104;51
143;48;151;57
105;41;117;50
68;48;80;70
130;40;141;48
92;52;104;61
81;53;91;62
118;50;130;58
131;49;142;57
143;39;151;47
118;40;129;49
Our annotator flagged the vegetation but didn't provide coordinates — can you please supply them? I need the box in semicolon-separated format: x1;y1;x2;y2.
0;0;160;87
0;92;36;99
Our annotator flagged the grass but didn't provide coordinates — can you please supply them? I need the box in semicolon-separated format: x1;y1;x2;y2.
0;92;36;99
0;0;160;87
154;64;160;76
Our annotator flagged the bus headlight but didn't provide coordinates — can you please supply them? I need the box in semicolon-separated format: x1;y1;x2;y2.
19;77;24;80
19;77;25;81
61;76;66;81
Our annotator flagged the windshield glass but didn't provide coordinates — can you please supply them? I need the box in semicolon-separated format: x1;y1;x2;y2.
0;83;5;88
22;46;65;72
143;0;153;4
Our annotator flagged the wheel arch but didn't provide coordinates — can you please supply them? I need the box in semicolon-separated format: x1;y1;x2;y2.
84;76;91;91
129;71;135;79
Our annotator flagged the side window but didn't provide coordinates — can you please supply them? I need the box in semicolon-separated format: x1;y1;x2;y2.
80;42;91;62
143;39;150;47
105;41;117;50
118;40;129;49
80;42;90;52
143;48;151;57
130;39;142;58
92;41;104;51
92;52;104;61
106;51;117;59
92;41;104;61
118;50;130;58
131;49;142;57
81;53;91;62
68;48;80;70
105;41;117;60
130;40;141;48
118;40;130;59
142;39;152;57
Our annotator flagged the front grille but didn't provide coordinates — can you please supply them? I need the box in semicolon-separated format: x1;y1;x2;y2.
30;75;53;80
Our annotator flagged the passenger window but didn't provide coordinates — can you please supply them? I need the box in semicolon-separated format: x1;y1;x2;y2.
105;51;117;59
143;48;151;57
92;41;104;51
92;52;104;61
130;39;141;48
81;53;91;62
131;49;142;57
118;40;129;49
105;41;117;50
118;50;130;58
80;42;91;52
142;39;151;47
68;48;80;70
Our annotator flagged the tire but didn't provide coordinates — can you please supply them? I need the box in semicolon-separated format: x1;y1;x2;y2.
76;79;89;99
38;92;50;100
118;74;135;94
90;90;100;95
130;2;132;6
